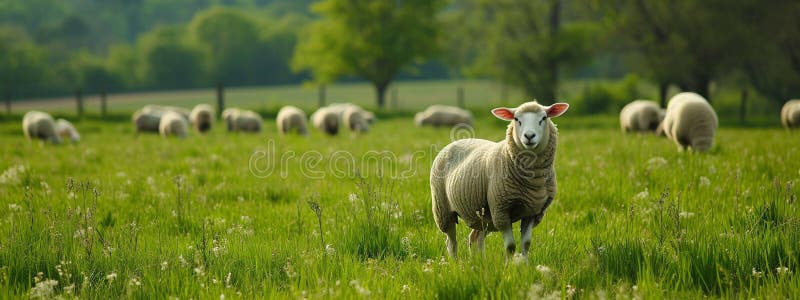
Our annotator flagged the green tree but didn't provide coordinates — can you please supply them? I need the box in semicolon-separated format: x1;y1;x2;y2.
137;26;209;89
452;0;596;103
0;27;47;103
189;7;261;86
292;0;446;108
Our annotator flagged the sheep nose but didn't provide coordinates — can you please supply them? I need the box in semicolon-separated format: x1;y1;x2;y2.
524;132;536;140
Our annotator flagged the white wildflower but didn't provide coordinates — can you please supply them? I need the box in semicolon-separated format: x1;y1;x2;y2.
401;284;411;294
679;211;695;218
161;261;169;271
8;204;21;212
348;193;358;202
128;277;142;287
105;272;117;283
536;264;552;275
349;280;371;296
776;267;791;275
633;189;649;201
699;176;711;187
325;244;336;256
512;253;526;265
194;266;205;276
752;268;763;278
220;294;225;300
29;279;58;299
0;165;26;185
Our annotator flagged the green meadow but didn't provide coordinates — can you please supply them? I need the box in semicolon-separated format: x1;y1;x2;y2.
0;81;798;298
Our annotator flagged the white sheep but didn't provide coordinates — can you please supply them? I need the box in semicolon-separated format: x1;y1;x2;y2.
22;111;61;144
132;108;163;133
223;108;262;133
159;111;189;138
658;92;718;152
55;119;80;142
781;99;800;129
342;105;369;133
620;100;663;133
190;104;215;133
310;107;340;135
415;105;473;127
431;101;569;259
276;106;308;135
143;105;190;120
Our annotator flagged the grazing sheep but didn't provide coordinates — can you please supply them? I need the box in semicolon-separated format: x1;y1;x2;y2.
221;108;240;132
619;100;664;133
227;109;262;133
363;111;376;124
342;105;369;133
143;105;190;120
132;108;163;133
22;111;61;144
190;104;215;133
311;107;340;135
659;92;718;152
55;119;80;142
159;111;189;138
415;105;473;127
431;101;569;259
781;99;800;129
276;106;308;135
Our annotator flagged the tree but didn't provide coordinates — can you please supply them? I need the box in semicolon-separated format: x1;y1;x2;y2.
190;7;262;86
451;0;596;103
292;0;446;108
137;26;209;89
0;27;47;103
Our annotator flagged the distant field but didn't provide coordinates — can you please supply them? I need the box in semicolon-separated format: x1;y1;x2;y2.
0;110;797;298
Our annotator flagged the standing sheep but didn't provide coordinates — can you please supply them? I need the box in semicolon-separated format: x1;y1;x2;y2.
190;104;215;133
55;119;80;142
311;107;340;135
229;109;262;133
132;108;163;133
415;105;473;127
659;92;718;152
276;106;308;135
159;111;189;138
620;100;664;133
22;111;61;144
781;99;800;129
143;105;190;120
431;101;569;259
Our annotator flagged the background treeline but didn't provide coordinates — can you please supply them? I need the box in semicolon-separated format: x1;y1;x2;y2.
1;0;798;114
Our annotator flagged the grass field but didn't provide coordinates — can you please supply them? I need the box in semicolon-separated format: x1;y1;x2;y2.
0;104;798;298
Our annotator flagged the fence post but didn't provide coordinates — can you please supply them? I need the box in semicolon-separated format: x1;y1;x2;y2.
4;98;10;115
100;90;108;117
457;86;464;108
318;85;326;108
216;83;225;117
75;88;83;117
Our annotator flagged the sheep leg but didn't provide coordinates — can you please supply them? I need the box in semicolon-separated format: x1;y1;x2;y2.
501;227;516;257
445;225;458;259
468;229;486;254
520;217;536;257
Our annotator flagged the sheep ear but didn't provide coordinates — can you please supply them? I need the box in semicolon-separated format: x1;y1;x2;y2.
545;103;569;118
491;107;515;121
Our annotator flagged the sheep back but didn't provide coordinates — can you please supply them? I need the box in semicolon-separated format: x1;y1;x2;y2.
620;100;662;132
159;111;189;138
662;92;718;152
277;106;308;135
782;99;800;129
23;111;61;144
190;104;215;133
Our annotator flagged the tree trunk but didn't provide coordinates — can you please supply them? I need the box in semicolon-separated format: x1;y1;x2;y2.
547;0;562;102
375;81;389;109
216;82;225;117
659;82;668;107
739;87;748;124
318;85;326;108
457;86;464;108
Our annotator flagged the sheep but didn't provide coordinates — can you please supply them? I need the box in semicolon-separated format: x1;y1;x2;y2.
190;104;215;133
143;105;190;120
430;101;569;259
224;108;262;133
619;100;664;133
310;107;340;135
658;92;718;152
55;119;80;142
132;108;163;133
342;105;369;133
22;111;61;144
159;111;189;138
415;105;473;127
781;99;800;129
276;106;308;135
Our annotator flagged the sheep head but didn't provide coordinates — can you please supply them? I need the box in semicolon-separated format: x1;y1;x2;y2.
492;101;569;150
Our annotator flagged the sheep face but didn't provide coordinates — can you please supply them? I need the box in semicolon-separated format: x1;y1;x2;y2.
492;102;569;149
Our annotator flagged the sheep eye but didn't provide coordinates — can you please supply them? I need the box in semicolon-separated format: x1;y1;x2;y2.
539;116;546;125
514;117;521;125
